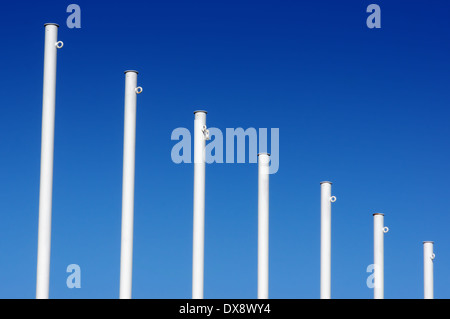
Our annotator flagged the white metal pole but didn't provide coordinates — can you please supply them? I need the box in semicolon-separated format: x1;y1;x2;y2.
423;241;435;299
320;181;335;299
119;70;142;299
36;23;63;299
373;213;388;299
258;153;270;299
192;110;208;299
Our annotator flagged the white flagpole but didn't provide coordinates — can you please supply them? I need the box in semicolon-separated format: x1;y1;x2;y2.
192;110;208;299
320;181;335;299
258;153;270;299
423;241;435;299
36;23;63;299
119;70;142;299
373;213;388;299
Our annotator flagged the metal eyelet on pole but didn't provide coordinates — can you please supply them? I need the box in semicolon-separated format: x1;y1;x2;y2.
330;196;336;203
383;226;389;233
135;87;143;94
55;41;64;49
431;253;436;260
201;125;210;140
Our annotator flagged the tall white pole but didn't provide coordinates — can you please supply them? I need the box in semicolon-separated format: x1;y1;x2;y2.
320;181;335;299
423;241;435;299
258;153;270;299
192;110;208;299
373;213;388;299
119;70;142;299
36;23;63;299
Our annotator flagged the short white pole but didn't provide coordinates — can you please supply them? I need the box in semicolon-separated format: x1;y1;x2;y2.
119;70;142;299
423;241;435;299
373;213;388;299
320;181;335;299
258;153;270;299
36;23;63;299
192;110;208;299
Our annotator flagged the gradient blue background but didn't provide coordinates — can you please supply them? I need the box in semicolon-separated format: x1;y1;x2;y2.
0;0;449;299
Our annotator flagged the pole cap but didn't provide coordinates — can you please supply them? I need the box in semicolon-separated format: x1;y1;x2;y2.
124;70;139;74
373;213;385;216
193;110;207;114
44;23;59;27
423;241;434;244
320;181;332;185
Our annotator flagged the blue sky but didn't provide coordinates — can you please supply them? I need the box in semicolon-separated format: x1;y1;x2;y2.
0;0;449;299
